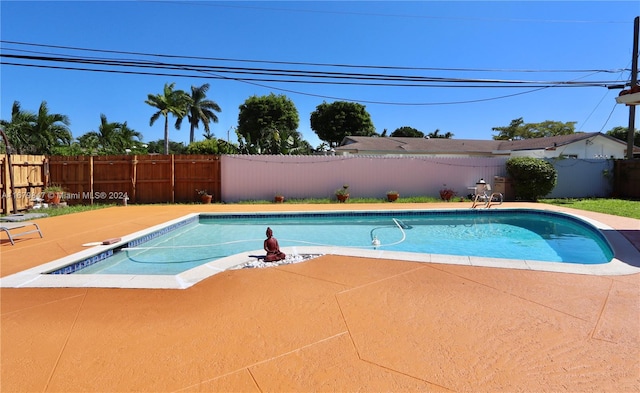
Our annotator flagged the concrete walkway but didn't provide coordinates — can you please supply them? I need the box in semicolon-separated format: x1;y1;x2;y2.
1;203;639;392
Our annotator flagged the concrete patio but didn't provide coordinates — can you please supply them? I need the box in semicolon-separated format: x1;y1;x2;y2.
1;202;638;392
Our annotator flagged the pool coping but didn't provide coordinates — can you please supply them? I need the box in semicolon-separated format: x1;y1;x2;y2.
1;208;639;289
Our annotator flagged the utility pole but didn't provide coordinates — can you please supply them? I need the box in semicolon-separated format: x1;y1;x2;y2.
627;16;639;159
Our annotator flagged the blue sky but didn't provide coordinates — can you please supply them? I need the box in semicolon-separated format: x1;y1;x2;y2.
1;1;638;150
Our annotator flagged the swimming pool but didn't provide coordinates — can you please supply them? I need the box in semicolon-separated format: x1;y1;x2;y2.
3;208;636;289
53;209;613;275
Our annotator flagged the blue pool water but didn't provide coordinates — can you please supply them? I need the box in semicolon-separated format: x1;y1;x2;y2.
61;210;613;275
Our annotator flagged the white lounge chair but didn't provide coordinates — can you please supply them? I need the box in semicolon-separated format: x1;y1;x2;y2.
0;221;44;245
471;179;503;209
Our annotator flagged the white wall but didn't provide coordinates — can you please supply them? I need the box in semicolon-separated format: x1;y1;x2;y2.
220;155;613;202
222;155;507;202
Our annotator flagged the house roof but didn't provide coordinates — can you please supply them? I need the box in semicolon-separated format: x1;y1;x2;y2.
494;132;607;151
336;136;500;155
336;132;638;154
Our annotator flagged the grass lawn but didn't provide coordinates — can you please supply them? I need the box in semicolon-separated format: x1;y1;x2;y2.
2;203;119;218
3;198;639;220
541;198;640;220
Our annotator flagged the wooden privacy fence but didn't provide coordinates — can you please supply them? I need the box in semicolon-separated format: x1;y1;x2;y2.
47;155;221;205
0;154;47;214
614;159;640;199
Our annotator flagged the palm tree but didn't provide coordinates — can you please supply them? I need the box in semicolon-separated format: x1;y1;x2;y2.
30;101;72;155
187;83;221;143
81;114;143;154
82;114;120;154
427;129;454;139
115;121;143;152
76;133;100;154
145;83;190;154
0;101;36;154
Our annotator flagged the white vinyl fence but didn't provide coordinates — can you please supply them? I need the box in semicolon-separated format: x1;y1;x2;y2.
545;158;613;198
220;155;613;202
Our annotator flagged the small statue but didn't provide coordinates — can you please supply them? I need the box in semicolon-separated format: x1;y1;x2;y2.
264;227;286;262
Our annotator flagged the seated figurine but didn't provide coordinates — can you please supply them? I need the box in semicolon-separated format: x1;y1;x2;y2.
264;227;286;262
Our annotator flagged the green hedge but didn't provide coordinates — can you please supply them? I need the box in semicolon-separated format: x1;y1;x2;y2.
506;157;557;201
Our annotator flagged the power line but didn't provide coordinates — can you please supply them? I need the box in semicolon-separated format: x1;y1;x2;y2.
0;59;592;106
0;40;631;107
0;53;624;88
144;1;631;25
0;40;628;74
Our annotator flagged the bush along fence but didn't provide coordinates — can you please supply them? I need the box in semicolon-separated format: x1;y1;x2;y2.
1;154;638;213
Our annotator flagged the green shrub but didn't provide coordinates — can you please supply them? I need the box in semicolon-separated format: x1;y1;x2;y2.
506;157;557;201
185;139;220;154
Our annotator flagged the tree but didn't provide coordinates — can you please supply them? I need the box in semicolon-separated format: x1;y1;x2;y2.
236;93;301;154
79;114;143;155
506;157;557;201
606;126;640;146
492;118;525;140
202;129;215;140
76;133;100;153
310;101;376;147
529;120;575;138
427;129;453;139
115;122;144;153
493;118;575;140
80;114;116;154
50;143;85;156
1;101;72;154
186;138;239;154
0;101;36;154
145;83;190;154
187;83;221;144
391;126;424;137
146;139;188;154
28;101;72;155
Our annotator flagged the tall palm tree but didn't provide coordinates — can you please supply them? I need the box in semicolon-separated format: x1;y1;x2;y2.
30;101;72;155
187;83;221;143
145;83;190;154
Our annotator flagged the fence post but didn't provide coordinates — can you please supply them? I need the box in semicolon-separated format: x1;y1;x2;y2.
171;154;175;203
0;130;18;214
1;155;9;214
89;156;94;205
131;155;137;203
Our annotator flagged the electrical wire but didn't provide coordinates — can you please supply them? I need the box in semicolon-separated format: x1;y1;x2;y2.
1;40;629;74
0;40;631;106
0;53;622;87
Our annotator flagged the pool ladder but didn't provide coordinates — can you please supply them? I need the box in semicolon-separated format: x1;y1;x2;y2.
471;192;503;209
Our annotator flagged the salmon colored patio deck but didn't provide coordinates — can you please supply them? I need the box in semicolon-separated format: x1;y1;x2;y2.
1;203;639;392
